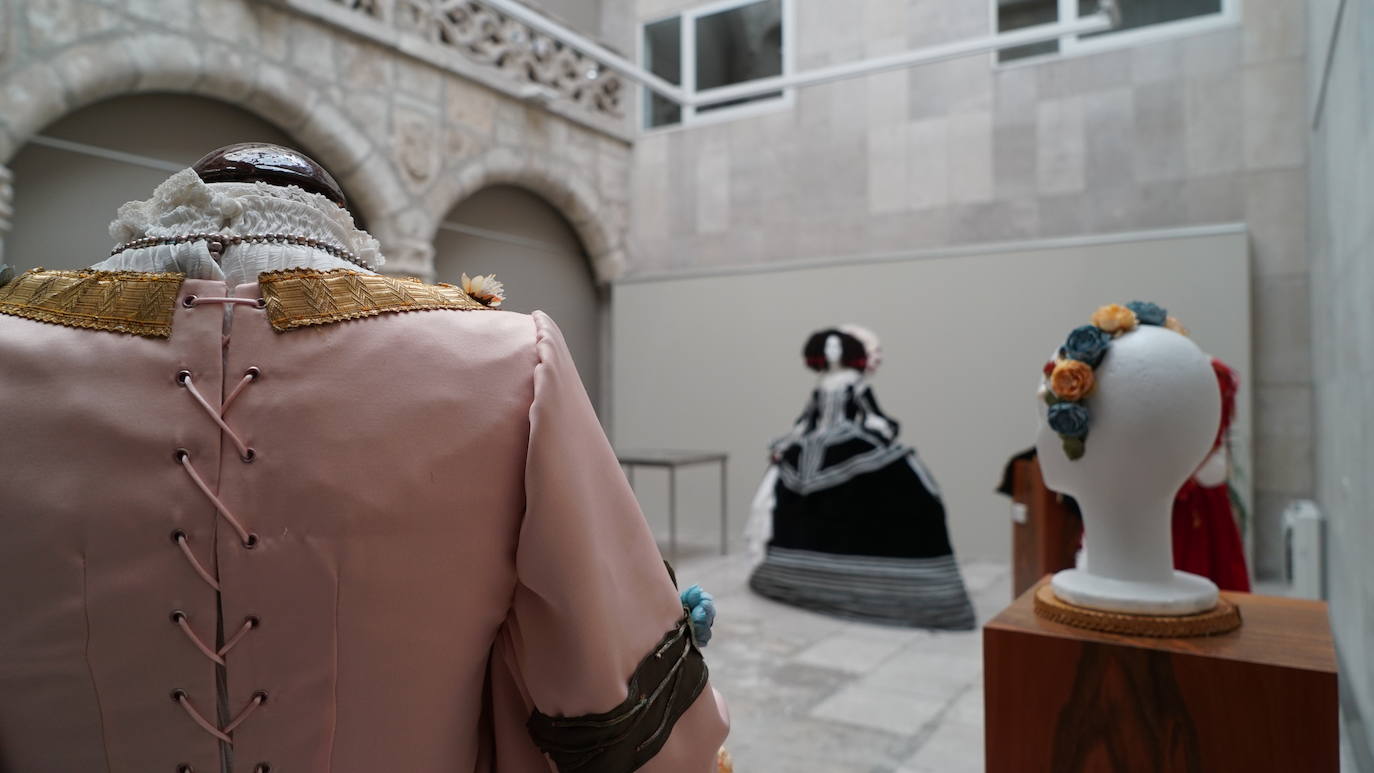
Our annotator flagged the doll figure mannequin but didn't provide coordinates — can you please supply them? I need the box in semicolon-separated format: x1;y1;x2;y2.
1036;324;1222;615
746;326;974;629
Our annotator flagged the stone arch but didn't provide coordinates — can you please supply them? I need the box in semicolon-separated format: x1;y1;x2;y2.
426;148;625;285
0;31;402;243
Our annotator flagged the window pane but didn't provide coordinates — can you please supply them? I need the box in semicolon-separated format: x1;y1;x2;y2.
694;0;784;113
997;0;1060;63
1078;0;1223;37
643;17;681;128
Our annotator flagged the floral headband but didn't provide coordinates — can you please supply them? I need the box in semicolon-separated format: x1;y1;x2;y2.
1040;301;1188;460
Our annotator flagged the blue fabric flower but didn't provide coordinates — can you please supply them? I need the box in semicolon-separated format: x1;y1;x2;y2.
1063;325;1111;366
680;584;716;648
1047;402;1091;438
1126;300;1167;326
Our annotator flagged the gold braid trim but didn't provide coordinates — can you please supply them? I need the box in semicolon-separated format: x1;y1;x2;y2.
257;268;495;332
0;268;184;338
1033;583;1242;638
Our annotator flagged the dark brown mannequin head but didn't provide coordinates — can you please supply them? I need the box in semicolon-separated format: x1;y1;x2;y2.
192;143;347;209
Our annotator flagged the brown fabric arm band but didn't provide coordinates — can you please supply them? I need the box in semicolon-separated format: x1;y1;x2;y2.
526;613;709;772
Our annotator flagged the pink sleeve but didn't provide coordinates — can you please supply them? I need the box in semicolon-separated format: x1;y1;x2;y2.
493;311;728;772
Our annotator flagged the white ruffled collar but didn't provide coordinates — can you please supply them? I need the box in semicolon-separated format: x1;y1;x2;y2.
89;168;383;286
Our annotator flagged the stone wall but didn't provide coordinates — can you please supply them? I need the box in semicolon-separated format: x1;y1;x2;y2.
0;0;632;282
1308;0;1374;766
629;0;1311;577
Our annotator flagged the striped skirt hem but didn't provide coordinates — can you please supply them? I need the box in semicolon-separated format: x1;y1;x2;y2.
749;546;976;630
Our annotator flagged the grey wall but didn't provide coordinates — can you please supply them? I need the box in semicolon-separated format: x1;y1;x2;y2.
612;228;1251;560
629;0;1309;578
433;185;605;407
1307;0;1374;768
8;94;295;273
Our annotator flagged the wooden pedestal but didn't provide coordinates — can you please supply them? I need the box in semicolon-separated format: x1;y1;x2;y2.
983;580;1338;773
1009;456;1082;598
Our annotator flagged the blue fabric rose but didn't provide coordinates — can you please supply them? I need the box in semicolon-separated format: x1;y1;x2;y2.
1126;300;1167;326
1063;325;1111;366
680;584;716;648
1047;402;1091;438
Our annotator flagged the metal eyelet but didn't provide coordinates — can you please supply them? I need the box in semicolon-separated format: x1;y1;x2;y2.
254;764;271;773
246;615;261;628
170;529;187;544
241;448;257;464
170;688;188;703
175;370;192;385
255;298;267;309
243;533;260;550
178;765;194;773
169;610;186;624
182;295;198;308
252;690;269;704
245;366;262;380
174;449;190;463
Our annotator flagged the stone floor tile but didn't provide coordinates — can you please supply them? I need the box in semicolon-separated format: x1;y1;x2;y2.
901;719;985;773
810;684;948;736
792;632;912;674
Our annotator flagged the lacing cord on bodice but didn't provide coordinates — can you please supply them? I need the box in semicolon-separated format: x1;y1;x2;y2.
168;294;272;770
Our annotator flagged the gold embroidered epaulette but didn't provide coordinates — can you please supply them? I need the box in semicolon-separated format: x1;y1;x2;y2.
258;268;495;332
0;268;495;337
0;268;184;338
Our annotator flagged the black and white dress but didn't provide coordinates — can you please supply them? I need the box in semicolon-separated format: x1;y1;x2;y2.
747;369;976;629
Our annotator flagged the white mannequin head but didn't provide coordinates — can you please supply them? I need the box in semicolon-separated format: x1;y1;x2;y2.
1035;316;1223;614
1036;325;1220;505
823;334;843;369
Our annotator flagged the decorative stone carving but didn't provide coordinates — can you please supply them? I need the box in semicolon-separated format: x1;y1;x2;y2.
331;0;386;17
394;111;439;185
328;0;623;118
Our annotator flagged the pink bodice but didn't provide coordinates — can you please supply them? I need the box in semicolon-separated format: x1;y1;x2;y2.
0;276;726;772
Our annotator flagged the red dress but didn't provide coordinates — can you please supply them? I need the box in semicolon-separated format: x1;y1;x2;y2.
1170;357;1250;592
1171;479;1250;592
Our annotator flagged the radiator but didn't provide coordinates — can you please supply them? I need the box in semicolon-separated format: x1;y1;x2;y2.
1283;499;1325;600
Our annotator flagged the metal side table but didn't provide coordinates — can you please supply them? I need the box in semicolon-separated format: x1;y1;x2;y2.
616;449;729;561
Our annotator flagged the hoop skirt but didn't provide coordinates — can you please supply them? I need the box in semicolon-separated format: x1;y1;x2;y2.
747;377;976;629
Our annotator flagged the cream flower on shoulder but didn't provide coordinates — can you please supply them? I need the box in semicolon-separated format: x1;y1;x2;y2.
460;272;505;307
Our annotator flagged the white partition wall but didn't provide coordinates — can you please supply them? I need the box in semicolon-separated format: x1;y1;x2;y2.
610;225;1251;562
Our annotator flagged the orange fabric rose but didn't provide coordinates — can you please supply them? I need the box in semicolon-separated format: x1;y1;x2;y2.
1091;303;1138;335
717;747;734;773
1165;315;1190;335
1050;359;1096;401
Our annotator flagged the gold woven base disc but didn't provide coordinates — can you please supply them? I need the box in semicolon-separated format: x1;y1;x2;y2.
1033;583;1242;638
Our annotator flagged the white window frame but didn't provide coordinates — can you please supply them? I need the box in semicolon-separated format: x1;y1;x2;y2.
991;0;1242;68
638;0;795;133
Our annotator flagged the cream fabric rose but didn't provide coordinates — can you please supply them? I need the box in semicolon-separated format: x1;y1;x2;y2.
460;273;505;307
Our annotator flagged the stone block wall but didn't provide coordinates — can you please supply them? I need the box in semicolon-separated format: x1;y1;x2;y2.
0;0;633;283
